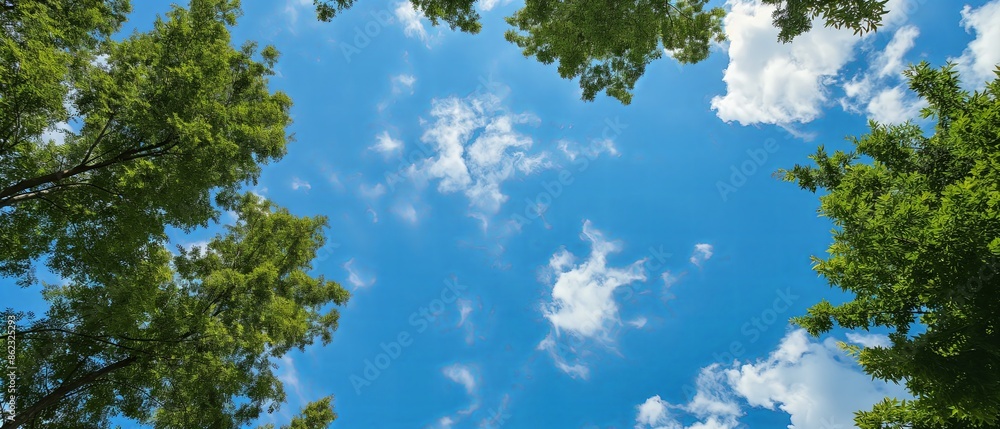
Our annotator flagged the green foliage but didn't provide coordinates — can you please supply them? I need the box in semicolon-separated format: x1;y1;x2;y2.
4;194;349;428
783;62;1000;428
0;0;292;285
761;0;890;43
258;397;337;429
313;0;890;104
504;0;725;105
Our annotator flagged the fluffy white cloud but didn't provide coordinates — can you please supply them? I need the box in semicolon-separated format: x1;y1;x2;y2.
372;130;404;155
443;363;477;394
866;85;928;124
408;93;551;213
479;0;512;11
542;221;649;339
954;0;1000;88
635;329;909;429
538;221;648;377
690;244;713;267
840;25;927;124
712;0;911;125
875;25;920;79
636;395;670;428
395;1;430;43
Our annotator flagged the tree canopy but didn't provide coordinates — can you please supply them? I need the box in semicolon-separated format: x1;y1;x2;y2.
0;0;292;285
4;194;349;428
312;0;889;104
783;62;1000;428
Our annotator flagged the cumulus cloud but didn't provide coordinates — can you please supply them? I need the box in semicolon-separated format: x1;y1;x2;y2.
690;244;713;267
712;0;911;126
634;329;909;429
865;85;928;124
875;25;920;79
539;221;648;376
372;131;404;155
839;25;927;124
542;221;649;338
635;395;670;427
407;93;551;213
953;0;1000;88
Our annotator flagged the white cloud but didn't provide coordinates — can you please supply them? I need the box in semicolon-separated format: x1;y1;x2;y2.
458;299;474;326
394;203;418;224
840;25;926;124
276;355;306;405
407;93;551;213
538;221;648;377
635;395;670;428
40;122;73;145
628;316;648;329
479;0;512;11
662;271;680;288
634;329;909;429
343;258;376;289
359;183;387;199
846;332;892;349
395;1;430;43
542;221;649;339
392;74;417;94
291;177;311;191
557;138;619;162
866;85;928;124
372;130;404;155
954;0;1000;88
712;0;911;126
875;25;920;78
443;363;477;394
283;0;312;25
690;244;713;267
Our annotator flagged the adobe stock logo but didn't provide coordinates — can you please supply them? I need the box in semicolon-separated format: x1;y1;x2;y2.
340;8;394;63
716;138;780;202
348;277;469;395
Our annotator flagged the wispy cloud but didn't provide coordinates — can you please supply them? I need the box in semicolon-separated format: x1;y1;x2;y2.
343;258;376;289
690;243;713;267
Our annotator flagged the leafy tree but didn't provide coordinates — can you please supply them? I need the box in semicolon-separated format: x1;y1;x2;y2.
783;62;1000;428
2;194;349;429
0;0;292;285
312;0;888;104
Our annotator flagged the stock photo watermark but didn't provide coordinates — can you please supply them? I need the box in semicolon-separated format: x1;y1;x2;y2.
716;137;780;202
679;287;799;402
509;117;628;230
339;8;394;63
349;277;469;394
2;313;15;422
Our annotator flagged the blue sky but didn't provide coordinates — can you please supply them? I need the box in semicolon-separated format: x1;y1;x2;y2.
5;0;1000;428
